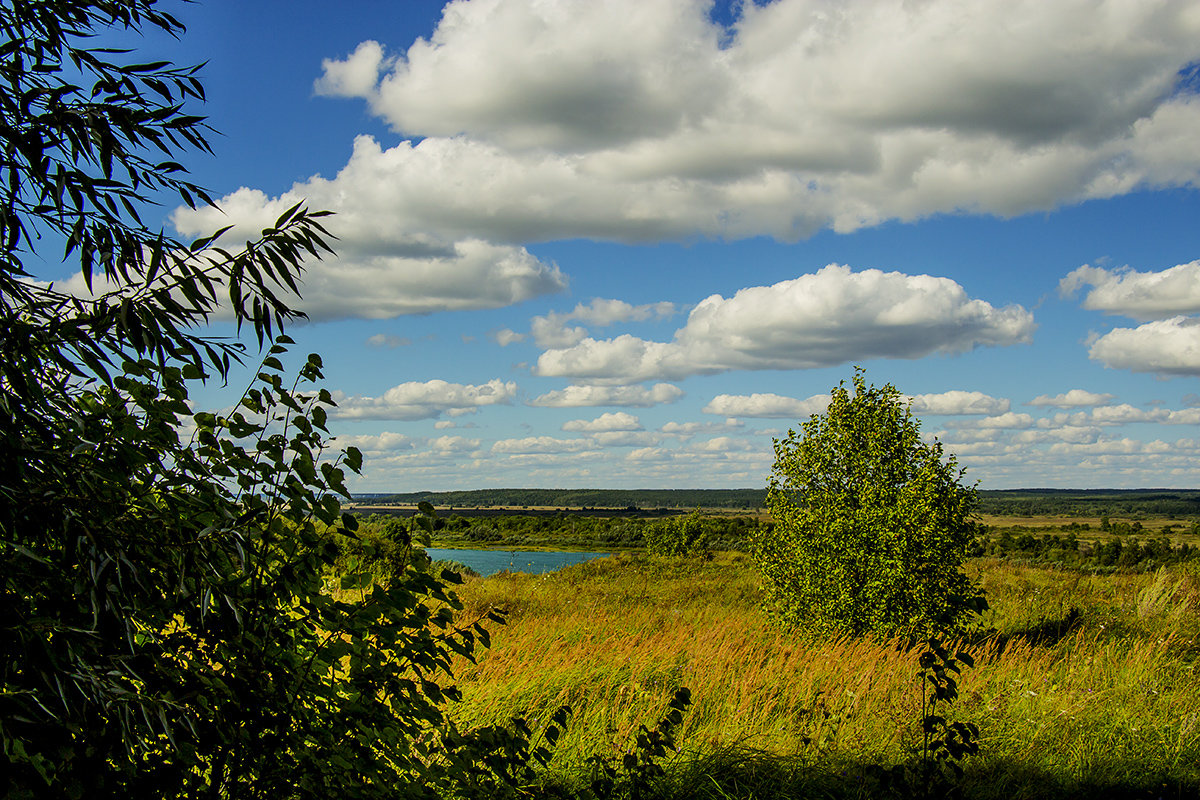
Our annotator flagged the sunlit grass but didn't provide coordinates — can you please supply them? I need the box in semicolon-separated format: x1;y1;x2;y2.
448;553;1200;797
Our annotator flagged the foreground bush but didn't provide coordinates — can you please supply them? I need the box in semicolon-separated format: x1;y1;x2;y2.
0;4;532;796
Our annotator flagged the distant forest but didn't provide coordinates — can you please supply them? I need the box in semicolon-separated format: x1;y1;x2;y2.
361;488;764;510
358;488;1200;518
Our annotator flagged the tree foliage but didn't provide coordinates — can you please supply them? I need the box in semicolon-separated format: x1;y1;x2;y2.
0;2;537;797
645;510;715;558
3;344;518;797
754;370;985;637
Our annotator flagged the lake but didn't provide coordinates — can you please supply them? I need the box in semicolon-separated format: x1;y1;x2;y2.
425;548;612;577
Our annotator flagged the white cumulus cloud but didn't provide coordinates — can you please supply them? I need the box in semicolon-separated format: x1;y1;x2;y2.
589;430;661;447
314;40;389;99
562;411;643;432
702;392;831;419
1013;427;1104;445
334;431;417;453
689;436;760;454
334;379;517;420
491;436;596;454
1059;261;1200;320
1087;316;1200;376
171;185;567;321
1087;404;1176;425
1028;389;1116;408
528;298;676;348
949;412;1036;430
492;328;526;347
528;383;683;408
909;390;1011;416
292;0;1200;238
428;435;483;453
659;419;743;437
1167;408;1200;424
534;265;1034;382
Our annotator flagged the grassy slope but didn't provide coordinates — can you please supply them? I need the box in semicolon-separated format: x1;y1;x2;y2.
448;554;1200;799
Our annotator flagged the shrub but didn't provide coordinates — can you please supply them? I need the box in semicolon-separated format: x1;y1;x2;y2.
753;369;985;637
646;510;712;557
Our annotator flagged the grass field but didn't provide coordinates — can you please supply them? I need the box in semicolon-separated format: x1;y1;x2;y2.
444;554;1200;799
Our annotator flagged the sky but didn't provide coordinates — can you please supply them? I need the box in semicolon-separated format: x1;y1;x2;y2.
49;0;1200;491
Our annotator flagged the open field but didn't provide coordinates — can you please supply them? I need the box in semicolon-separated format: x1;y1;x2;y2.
444;554;1200;799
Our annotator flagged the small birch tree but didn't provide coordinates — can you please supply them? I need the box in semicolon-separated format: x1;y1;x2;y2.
753;369;985;637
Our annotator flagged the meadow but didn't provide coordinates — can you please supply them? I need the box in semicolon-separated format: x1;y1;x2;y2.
442;553;1200;799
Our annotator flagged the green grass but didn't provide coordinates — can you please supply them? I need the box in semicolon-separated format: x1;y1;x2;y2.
447;554;1200;798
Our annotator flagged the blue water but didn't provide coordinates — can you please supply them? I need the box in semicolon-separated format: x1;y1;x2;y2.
425;548;611;577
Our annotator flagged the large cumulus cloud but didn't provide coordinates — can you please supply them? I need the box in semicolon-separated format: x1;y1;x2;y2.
168;0;1200;323
172;185;566;321
533;265;1035;382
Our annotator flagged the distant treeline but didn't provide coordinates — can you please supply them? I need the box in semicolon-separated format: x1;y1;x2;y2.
366;488;766;510
360;488;1200;518
977;489;1200;518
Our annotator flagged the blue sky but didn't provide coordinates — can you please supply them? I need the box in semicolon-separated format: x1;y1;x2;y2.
51;0;1200;491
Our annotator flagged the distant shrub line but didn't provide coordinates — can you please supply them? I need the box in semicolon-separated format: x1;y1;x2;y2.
346;511;1199;574
974;530;1199;570
351;512;764;553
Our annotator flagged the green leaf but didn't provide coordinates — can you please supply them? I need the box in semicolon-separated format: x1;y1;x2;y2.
339;571;373;590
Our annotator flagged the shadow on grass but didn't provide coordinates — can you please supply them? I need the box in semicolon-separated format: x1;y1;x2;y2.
612;746;1197;800
970;606;1084;657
